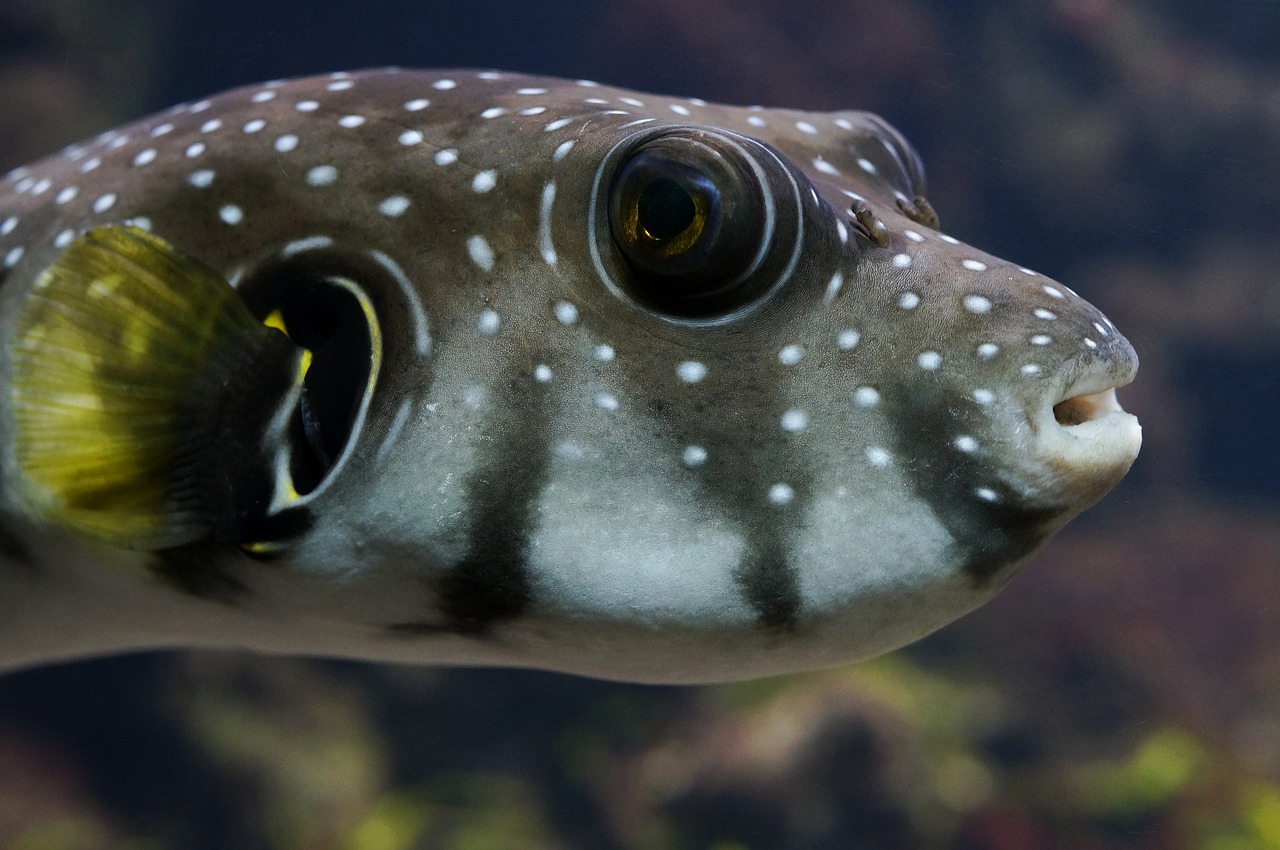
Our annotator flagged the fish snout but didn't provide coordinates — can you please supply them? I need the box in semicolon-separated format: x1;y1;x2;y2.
1032;330;1141;509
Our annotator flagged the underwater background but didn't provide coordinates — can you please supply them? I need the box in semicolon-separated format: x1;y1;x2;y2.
1;0;1278;847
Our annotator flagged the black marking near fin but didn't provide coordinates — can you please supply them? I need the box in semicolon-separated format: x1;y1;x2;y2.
150;546;249;604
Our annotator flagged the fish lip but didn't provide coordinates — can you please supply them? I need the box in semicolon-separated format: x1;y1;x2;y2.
1031;351;1142;504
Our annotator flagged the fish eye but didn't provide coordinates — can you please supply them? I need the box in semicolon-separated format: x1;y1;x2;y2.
600;129;803;321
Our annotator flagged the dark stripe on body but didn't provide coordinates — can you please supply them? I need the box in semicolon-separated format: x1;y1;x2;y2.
433;380;553;636
890;384;1064;587
648;376;806;632
735;528;800;631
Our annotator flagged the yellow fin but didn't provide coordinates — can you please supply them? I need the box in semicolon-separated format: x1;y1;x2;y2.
7;225;299;548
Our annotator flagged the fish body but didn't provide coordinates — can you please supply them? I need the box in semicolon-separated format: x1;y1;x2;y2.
0;69;1140;682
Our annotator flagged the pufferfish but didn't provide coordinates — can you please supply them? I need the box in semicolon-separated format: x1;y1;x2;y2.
0;69;1141;683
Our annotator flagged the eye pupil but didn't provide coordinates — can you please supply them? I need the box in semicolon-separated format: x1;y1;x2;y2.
638;178;697;242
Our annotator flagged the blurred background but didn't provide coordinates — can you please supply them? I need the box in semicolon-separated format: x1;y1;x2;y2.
2;0;1278;847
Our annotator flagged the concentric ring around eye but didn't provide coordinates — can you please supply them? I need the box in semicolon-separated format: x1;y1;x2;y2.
591;128;804;322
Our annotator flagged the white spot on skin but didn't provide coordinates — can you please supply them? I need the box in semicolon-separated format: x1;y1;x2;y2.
778;344;805;366
553;140;575;161
814;156;839;175
835;221;849;244
857;158;878;174
824;271;844;304
463;385;486;410
975;487;1000;503
539;182;558;266
150;122;175;136
1020;364;1042;376
306;165;338;186
133;149;157;167
866;447;892;468
219;204;244;225
977;343;999;360
399;130;424;146
433;79;457;90
795;120;818;135
186;142;207;157
918;351;942;370
55;186;77;204
338;115;366;128
669;104;692;116
593;344;615;362
1030;334;1053;346
905;229;925;243
973;389;995;405
295;100;319;112
517;87;549;95
92;193;117;213
128;216;151;231
595;393;620;411
31;178;50;194
853;387;880;408
1035;308;1058;321
534;365;553;383
379;196;410;217
954;436;980;453
768;483;795;506
544;117;573;131
940;234;960;245
80;157;101;173
964;295;992;314
962;259;988;271
201;119;223;133
252;90;277;102
243;119;266;134
435;148;458;166
554;440;586;460
405;99;430;111
54;229;74;248
467;235;495;271
838;329;861;350
3;246;23;268
681;445;707;468
1043;285;1065;299
898;292;920;310
747;115;767;128
1;216;17;236
477;309;501;336
482;107;508;119
281;236;333;257
471;170;497;193
554;301;578;325
892;253;912;269
781;409;809;433
519;106;547;116
1094;322;1110;337
677;361;707;383
1084;338;1098;349
327;79;354;91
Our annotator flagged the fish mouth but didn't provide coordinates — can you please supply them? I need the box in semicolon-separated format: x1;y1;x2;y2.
1034;368;1142;506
